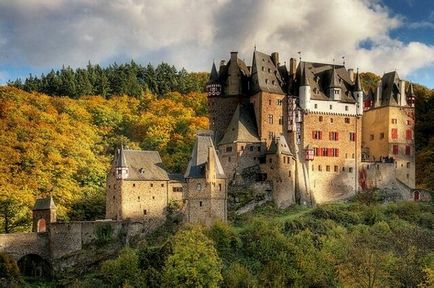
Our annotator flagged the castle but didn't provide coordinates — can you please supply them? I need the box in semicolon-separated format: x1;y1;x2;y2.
105;49;417;225
0;50;423;281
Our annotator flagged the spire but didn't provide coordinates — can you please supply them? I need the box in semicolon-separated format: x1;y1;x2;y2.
354;69;363;92
407;82;415;97
300;66;310;87
329;65;340;88
210;62;219;82
116;145;127;168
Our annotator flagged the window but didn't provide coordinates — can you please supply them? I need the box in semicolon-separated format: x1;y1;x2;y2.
318;165;322;171
268;68;271;73
345;105;348;111
405;145;411;155
269;131;274;140
342;167;345;172
143;209;147;215
268;114;273;124
262;66;264;71
269;99;272;105
257;146;261;152
277;99;283;105
380;132;385;139
161;183;164;187
226;146;232;152
370;134;374;140
406;120;411;125
350;132;356;141
288;171;291;177
329;132;339;141
344;118;350;124
334;165;338;172
138;196;140;201
349;167;353;173
279;116;283;125
133;183;136;187
330;118;334;123
152;196;155;200
199;201;203;207
330;105;333;110
319;116;323;122
312;165;314;171
322;148;328;156
265;79;268;84
332;148;339;157
269;158;272;163
406;130;412;140
173;187;183;192
196;183;202;191
312;131;322;140
314;104;318;109
241;146;244;150
150;183;153;187
219;183;222;191
326;165;330;172
391;118;397;124
228;157;231;162
391;128;398;140
249;146;254;151
407;162;410;168
392;145;399;155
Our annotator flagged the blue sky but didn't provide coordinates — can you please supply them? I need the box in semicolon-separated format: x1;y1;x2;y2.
0;0;433;88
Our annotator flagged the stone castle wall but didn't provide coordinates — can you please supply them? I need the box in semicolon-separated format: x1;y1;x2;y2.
0;232;49;261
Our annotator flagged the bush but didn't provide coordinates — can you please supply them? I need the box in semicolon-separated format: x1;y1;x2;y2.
222;262;257;288
95;223;113;245
207;221;241;264
0;252;20;281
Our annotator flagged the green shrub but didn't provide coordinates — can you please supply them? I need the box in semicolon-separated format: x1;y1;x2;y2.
0;252;20;280
95;223;113;245
222;262;257;288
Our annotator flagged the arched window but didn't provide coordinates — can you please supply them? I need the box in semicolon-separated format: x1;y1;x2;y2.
196;183;202;191
37;218;46;233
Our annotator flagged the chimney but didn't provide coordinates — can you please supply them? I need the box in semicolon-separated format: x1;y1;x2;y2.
348;69;354;82
271;52;279;66
230;51;238;63
289;58;297;76
219;60;226;73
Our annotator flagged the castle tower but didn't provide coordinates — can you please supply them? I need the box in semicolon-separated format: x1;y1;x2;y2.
299;66;311;111
184;131;227;226
116;145;129;180
406;83;416;107
354;70;364;116
362;71;415;190
32;197;56;233
262;136;296;208
207;53;250;144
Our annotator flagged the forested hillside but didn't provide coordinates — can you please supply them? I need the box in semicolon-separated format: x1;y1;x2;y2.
0;86;208;232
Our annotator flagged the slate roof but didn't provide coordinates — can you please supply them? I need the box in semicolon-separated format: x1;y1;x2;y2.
219;104;261;145
251;51;285;95
268;136;293;155
116;149;170;181
115;146;128;167
296;61;356;103
379;71;400;106
219;58;250;78
354;71;363;92
33;197;56;211
407;82;415;97
185;134;225;179
209;62;219;83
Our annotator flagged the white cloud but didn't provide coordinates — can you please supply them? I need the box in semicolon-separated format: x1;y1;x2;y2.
0;0;433;81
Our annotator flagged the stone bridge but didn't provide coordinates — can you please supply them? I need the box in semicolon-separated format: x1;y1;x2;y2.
0;232;50;261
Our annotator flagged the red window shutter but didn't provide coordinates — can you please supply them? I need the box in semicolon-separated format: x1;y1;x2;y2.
319;131;322;140
312;131;315;139
392;128;398;139
318;148;322;156
329;132;332;140
336;149;339;157
328;148;333;156
406;130;412;140
336;132;339;141
405;146;411;155
393;145;398;155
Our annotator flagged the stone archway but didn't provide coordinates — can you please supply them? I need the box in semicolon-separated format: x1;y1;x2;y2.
17;254;51;279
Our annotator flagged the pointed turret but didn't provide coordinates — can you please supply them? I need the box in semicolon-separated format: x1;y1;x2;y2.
329;65;340;88
300;66;310;87
209;62;219;83
354;70;363;92
116;145;127;168
406;82;416;107
115;145;129;179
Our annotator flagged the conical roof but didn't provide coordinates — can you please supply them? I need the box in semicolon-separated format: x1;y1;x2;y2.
219;104;261;145
354;70;363;92
116;145;127;167
407;82;416;97
300;66;310;86
328;66;340;88
268;136;293;155
185;134;225;179
209;62;219;82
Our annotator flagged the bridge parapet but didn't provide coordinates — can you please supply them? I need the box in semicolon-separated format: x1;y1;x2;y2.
0;232;49;261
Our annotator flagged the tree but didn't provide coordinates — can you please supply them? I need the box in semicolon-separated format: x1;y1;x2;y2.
163;225;223;288
0;198;30;233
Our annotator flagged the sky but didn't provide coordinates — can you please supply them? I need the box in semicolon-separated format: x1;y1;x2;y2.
0;0;433;88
